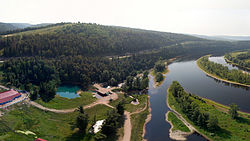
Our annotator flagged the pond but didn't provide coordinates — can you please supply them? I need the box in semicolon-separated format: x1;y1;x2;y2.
56;85;80;99
144;58;249;141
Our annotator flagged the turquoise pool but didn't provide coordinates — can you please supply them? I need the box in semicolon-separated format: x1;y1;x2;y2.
56;85;80;99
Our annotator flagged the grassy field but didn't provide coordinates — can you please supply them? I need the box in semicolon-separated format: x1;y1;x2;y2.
168;89;250;141
0;104;113;141
35;91;96;109
109;93;148;113
125;94;148;113
167;112;190;132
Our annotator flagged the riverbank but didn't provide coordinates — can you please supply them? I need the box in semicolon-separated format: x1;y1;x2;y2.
167;83;250;141
197;55;250;87
165;111;193;141
166;88;211;141
203;97;250;117
142;96;151;141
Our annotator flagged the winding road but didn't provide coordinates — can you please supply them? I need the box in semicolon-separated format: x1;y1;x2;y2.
28;93;118;113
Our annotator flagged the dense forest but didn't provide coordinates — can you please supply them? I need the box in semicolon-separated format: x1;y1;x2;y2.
198;56;250;85
1;23;250;102
225;51;250;69
0;23;206;57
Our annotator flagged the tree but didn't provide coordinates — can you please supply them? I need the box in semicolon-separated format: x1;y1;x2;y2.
229;103;239;119
207;115;218;131
77;105;84;114
101;110;120;136
155;72;163;82
30;86;39;101
116;101;125;115
76;113;89;133
154;62;165;72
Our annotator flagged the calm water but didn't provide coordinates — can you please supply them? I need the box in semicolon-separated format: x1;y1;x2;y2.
209;56;250;73
56;85;80;99
145;59;249;141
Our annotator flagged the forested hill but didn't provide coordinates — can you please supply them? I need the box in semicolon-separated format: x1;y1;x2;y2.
0;23;206;57
1;22;250;102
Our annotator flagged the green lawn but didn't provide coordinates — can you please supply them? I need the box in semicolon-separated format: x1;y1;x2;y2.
125;94;148;113
168;89;250;141
167;112;190;132
0;103;113;141
109;94;148;113
35;91;96;109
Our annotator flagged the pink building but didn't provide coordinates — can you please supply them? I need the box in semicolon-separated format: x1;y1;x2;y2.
0;89;21;105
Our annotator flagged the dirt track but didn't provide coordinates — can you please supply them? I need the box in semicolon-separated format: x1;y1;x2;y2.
29;93;117;113
121;98;148;141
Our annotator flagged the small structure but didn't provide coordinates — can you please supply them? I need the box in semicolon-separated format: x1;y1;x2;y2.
0;89;21;105
93;120;105;133
94;84;113;97
35;138;47;141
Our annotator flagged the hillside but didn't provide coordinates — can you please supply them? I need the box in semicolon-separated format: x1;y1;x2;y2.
0;23;206;57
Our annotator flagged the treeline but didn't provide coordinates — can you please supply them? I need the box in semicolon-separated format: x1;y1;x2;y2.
0;23;204;57
169;81;219;131
2;55;157;101
225;51;250;69
198;56;250;85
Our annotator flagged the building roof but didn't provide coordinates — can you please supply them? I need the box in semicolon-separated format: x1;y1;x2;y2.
94;84;112;95
0;89;20;104
93;120;105;133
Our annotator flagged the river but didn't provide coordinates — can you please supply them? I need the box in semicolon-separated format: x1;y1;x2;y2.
144;58;249;141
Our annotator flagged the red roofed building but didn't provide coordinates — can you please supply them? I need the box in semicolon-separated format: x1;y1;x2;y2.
35;138;47;141
0;89;21;105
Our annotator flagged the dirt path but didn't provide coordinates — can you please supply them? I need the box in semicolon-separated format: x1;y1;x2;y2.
122;111;132;141
29;93;117;113
121;98;148;141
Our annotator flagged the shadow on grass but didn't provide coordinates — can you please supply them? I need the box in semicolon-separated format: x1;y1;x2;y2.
65;131;91;141
213;127;232;139
236;117;250;125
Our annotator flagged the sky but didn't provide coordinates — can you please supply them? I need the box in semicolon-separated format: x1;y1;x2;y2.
1;0;250;36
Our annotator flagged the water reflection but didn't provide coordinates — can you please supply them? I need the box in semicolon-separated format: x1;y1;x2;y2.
145;58;249;141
